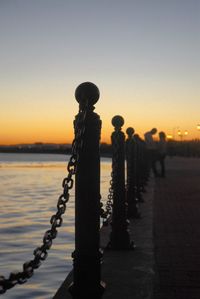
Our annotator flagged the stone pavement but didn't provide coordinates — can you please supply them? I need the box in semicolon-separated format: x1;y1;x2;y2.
100;178;155;299
54;157;200;299
153;157;200;299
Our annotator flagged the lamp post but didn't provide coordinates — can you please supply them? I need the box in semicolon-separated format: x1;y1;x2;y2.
177;129;188;141
184;130;188;140
172;126;179;140
197;124;200;141
178;129;183;141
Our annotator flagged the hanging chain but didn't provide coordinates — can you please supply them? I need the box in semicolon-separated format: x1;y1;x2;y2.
0;107;88;295
100;130;121;225
100;171;113;225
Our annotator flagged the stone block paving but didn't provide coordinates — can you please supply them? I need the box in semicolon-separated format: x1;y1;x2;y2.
153;157;200;299
53;157;200;299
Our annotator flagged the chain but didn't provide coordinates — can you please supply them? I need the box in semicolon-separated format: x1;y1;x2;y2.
0;107;88;295
100;130;122;225
100;172;113;225
111;130;122;188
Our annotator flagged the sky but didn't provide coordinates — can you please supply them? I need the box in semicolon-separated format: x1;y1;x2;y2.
0;0;199;145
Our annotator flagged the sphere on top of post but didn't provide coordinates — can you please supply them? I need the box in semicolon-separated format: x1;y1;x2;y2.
126;127;135;138
112;115;124;131
75;82;100;110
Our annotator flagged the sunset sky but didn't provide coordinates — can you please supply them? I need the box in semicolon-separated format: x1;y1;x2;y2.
0;0;199;145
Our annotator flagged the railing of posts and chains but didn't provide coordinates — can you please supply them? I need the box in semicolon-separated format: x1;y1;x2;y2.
0;82;151;299
0;82;91;295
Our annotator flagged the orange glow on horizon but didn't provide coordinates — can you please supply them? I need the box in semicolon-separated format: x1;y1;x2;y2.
1;126;199;146
1;87;199;145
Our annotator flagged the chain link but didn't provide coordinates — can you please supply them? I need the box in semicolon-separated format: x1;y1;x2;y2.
100;130;122;225
0;107;88;295
100;172;113;225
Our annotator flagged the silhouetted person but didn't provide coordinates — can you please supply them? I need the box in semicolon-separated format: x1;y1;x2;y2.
157;131;167;177
144;128;158;177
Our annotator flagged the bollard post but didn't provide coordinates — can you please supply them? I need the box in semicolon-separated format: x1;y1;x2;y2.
142;140;149;186
69;82;105;299
108;115;134;250
140;138;148;192
125;127;141;219
134;134;146;203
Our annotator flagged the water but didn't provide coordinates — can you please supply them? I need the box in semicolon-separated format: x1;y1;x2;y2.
0;153;112;298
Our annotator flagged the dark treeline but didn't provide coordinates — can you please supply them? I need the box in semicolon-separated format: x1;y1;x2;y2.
167;140;200;158
0;140;199;158
0;143;113;157
0;144;70;155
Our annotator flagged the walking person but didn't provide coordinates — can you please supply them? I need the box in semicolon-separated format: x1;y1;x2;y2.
157;131;167;177
144;128;158;177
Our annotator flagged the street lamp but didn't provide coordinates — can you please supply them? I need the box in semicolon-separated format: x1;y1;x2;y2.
172;126;179;140
178;130;183;141
197;124;200;140
184;130;188;140
167;134;173;140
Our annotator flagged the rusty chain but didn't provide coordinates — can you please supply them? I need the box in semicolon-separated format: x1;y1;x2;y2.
0;106;88;295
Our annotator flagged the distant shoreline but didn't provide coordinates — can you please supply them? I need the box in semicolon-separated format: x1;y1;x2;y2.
0;147;112;158
1;140;199;158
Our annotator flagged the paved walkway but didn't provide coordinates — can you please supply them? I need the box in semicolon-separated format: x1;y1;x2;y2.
153;157;200;299
100;179;154;299
54;157;200;299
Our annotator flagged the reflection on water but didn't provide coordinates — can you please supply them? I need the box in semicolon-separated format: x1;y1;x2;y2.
0;153;111;299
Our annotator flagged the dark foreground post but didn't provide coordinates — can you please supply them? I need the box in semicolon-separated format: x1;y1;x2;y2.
108;115;134;250
126;127;140;219
69;82;105;299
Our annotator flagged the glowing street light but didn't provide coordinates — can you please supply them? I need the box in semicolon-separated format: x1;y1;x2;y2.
178;130;182;141
197;124;200;140
177;129;188;141
172;126;179;140
167;134;173;140
184;130;188;140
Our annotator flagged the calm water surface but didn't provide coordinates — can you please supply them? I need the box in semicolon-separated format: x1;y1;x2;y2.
0;153;111;299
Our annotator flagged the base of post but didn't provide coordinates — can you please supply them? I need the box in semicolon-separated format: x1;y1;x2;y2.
127;210;141;219
106;240;135;250
127;202;141;219
136;193;145;203
141;186;147;193
68;280;105;299
107;231;135;250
